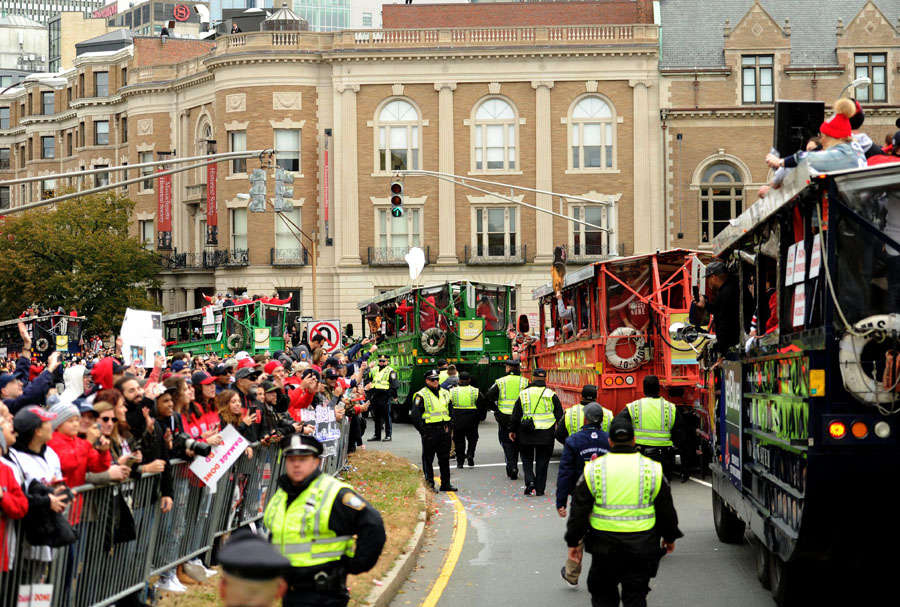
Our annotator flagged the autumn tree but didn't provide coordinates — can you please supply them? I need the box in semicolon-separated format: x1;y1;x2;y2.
0;191;161;334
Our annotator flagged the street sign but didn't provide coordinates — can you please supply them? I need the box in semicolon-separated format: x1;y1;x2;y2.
306;320;341;353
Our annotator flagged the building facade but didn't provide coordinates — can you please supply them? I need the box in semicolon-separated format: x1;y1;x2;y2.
0;15;47;72
0;0;105;25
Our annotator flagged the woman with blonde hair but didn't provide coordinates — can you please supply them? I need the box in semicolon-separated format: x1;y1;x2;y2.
216;389;254;458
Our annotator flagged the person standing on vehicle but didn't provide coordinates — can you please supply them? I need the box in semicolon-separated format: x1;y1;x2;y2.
264;434;386;607
510;368;563;496
617;376;681;480
556;385;612;445
566;416;682;607
448;371;485;468
557;403;611;587
689;261;744;360
485;360;528;480
365;355;397;442
411;369;457;493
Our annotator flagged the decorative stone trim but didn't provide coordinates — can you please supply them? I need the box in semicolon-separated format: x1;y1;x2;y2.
135;211;156;221
465;192;524;205
136;119;153;135
488;82;501;94
225;93;246;112
268;118;306;130
135;142;155;153
225;196;250;208
272;91;302;110
585;80;599;93
223;120;249;131
391;83;404;96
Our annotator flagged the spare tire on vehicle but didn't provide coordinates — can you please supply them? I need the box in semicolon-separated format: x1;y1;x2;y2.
35;337;49;352
226;333;244;351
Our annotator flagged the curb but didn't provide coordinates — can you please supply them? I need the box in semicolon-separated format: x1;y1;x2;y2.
362;485;429;607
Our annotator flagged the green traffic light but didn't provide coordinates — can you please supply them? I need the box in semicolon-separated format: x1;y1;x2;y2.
391;207;403;218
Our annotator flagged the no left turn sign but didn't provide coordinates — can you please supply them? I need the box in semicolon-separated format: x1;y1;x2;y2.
307;320;341;353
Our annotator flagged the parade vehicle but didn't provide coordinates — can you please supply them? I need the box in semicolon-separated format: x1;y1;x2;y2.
358;281;515;418
526;249;712;414
163;299;289;356
0;313;85;360
687;159;900;604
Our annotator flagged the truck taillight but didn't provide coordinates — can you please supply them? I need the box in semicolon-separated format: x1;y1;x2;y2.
875;421;891;439
851;421;868;439
828;421;847;439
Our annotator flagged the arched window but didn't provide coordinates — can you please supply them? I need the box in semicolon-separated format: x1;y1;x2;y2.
569;95;616;170
699;162;744;243
472;98;516;171
376;99;420;172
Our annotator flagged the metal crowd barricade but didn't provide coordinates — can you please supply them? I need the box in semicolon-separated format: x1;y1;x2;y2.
0;417;352;607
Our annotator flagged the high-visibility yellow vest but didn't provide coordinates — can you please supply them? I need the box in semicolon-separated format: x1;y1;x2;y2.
263;474;356;569
372;365;394;390
495;374;528;415
584;452;662;533
600;407;613;433
519;386;557;430
626;397;677;447
416;387;451;423
450;385;479;410
564;404;585;435
438;370;449;385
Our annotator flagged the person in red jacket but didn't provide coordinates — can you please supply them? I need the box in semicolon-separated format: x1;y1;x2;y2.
1;413;28;572
46;403;111;488
287;369;320;422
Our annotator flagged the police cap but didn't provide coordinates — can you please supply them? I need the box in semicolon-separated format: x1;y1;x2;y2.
532;368;547;378
581;384;598;400
282;433;323;457
608;416;635;442
706;261;728;276
378;354;389;362
583;402;605;425
505;359;520;369
436;359;448;367
218;528;289;581
424;369;440;381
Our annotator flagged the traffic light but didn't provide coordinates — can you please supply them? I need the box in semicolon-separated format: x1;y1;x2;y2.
274;167;294;212
390;181;403;218
248;168;267;212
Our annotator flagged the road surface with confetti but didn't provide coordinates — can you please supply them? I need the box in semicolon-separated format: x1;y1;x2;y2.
368;417;774;607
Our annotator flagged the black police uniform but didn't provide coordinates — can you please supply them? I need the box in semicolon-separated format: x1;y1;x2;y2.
484;363;524;479
509;374;563;495
411;373;455;491
366;359;398;441
449;380;487;468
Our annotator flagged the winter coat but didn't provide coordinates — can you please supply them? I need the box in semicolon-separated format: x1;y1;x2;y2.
556;424;610;510
47;432;111;488
0;459;28;571
3;356;55;414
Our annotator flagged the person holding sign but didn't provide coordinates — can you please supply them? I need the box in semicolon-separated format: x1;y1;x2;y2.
263;434;386;607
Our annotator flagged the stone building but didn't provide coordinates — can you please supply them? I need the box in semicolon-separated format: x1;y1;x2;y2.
0;0;662;324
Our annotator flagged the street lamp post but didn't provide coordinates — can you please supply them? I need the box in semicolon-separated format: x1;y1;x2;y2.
840;76;871;99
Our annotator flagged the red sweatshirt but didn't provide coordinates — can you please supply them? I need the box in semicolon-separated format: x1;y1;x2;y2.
1;461;28;571
47;432;111;488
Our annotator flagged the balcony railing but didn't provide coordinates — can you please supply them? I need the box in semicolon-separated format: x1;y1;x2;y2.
270;247;309;266
464;243;527;265
161;250;220;270
184;182;206;205
366;246;431;267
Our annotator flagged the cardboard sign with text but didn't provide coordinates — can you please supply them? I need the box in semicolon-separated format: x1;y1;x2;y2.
189;425;249;490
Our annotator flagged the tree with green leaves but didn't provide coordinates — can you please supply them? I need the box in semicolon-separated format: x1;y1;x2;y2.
0;191;161;335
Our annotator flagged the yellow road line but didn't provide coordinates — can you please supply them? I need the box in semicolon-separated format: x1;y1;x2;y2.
420;488;467;607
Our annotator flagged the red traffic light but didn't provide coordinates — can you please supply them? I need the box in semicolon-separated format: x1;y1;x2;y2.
390;195;402;206
390;182;403;195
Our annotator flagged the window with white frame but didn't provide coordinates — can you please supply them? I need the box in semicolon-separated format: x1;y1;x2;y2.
140;151;154;190
569;96;615;170
377;206;421;256
741;55;774;104
94;120;109;145
699;162;744;244
139;219;154;250
275;208;302;253
230;208;248;252
472;98;516;171
229;131;247;174
40;179;56;200
571;205;610;257
854;53;886;103
376;99;419;172
473;206;517;258
275;129;300;172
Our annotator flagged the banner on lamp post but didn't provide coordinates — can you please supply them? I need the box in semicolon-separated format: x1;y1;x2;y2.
206;161;218;245
156;167;172;250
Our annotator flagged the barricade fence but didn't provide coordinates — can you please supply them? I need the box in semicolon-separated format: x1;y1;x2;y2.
1;417;351;607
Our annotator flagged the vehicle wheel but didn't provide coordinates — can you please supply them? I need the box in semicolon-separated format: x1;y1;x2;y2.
712;492;745;544
754;539;771;589
769;555;804;606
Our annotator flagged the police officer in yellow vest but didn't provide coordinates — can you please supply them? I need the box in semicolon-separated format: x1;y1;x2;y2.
412;369;458;493
264;434;386;607
436;359;450;385
556;384;614;445
449;371;486;469
509;368;563;496
485;359;529;480
565;416;682;607
364;354;398;442
617;375;681;479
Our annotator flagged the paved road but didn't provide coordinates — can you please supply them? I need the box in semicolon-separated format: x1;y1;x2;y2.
368;418;774;607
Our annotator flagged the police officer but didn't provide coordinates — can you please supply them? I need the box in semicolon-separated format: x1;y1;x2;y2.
617;375;681;479
556;385;613;445
365;354;398;442
448;371;486;469
263;434;386;607
436;359;450;385
565;417;682;607
411;369;457;493
217;529;290;607
485;360;528;480
556;403;611;587
509;368;563;496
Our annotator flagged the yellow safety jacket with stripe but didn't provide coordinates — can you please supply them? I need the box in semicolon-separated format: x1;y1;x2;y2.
449;385;479;410
495;374;529;415
416;387;451;423
371;365;394;390
438;370;449;385
566;404;614;435
584;452;662;533
626;397;677;447
519;386;557;430
263;474;356;569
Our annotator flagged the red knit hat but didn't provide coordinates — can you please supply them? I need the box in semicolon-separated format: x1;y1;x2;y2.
263;360;283;375
820;98;856;140
237;358;256;370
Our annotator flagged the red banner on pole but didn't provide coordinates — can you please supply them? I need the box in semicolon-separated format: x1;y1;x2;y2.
157;167;172;250
206;162;218;245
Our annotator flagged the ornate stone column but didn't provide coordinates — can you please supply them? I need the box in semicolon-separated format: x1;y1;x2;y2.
629;79;663;253
336;83;360;265
434;81;458;265
531;80;554;263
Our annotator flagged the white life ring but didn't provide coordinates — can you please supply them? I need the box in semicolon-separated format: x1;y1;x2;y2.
35;337;50;352
605;326;647;371
226;333;244;351
839;314;900;404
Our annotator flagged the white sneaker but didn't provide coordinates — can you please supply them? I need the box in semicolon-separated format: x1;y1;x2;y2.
157;570;187;593
187;557;217;578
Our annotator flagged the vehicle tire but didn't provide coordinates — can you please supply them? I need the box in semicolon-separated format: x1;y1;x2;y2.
35;337;49;352
712;492;745;544
754;539;771;589
769;555;804;606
